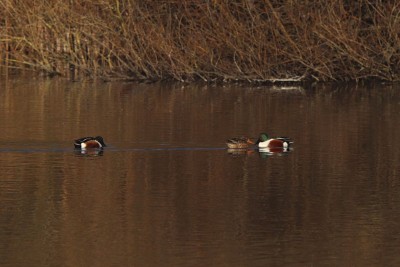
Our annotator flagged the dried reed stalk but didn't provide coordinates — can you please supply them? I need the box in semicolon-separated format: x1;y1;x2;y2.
0;0;399;82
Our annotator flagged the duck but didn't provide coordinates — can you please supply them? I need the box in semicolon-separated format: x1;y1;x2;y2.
74;136;106;149
256;133;293;148
226;137;255;149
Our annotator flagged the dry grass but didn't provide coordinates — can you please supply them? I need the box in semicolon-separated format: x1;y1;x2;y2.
1;0;400;82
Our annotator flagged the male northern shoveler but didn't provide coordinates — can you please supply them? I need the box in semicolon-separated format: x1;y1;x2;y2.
226;137;255;149
256;133;293;148
74;136;106;149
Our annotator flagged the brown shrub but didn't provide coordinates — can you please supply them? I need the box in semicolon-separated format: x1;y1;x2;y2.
0;0;399;82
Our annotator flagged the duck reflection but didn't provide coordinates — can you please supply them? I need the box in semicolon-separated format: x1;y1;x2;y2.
74;148;104;157
258;147;292;158
226;148;256;156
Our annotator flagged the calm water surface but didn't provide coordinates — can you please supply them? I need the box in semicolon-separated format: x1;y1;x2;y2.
1;74;400;266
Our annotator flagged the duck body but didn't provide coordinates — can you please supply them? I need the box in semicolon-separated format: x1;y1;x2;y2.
226;137;254;149
256;133;292;148
74;136;106;149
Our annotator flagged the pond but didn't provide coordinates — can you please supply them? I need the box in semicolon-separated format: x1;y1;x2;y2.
1;73;400;267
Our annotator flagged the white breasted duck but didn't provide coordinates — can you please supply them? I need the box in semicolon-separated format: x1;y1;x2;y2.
74;136;106;149
256;133;293;148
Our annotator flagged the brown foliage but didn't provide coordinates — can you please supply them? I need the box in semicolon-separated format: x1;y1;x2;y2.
0;0;399;82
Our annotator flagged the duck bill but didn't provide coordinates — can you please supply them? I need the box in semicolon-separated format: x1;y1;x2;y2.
247;138;255;145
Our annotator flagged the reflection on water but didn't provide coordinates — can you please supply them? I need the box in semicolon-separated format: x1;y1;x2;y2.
74;148;104;157
1;75;400;266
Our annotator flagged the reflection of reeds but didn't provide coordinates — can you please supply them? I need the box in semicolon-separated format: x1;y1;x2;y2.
0;1;399;82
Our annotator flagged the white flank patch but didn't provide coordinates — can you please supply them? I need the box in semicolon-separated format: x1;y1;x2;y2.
81;143;87;149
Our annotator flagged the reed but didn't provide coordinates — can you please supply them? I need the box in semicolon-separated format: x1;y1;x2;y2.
0;0;399;82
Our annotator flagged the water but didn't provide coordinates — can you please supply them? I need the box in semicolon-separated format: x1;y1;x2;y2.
1;74;400;266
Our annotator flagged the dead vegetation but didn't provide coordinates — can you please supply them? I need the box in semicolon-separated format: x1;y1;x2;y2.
1;0;399;82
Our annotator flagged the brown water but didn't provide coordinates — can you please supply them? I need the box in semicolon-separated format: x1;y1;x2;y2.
1;74;400;267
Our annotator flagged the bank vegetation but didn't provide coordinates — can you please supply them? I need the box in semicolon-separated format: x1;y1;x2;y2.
1;1;399;82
